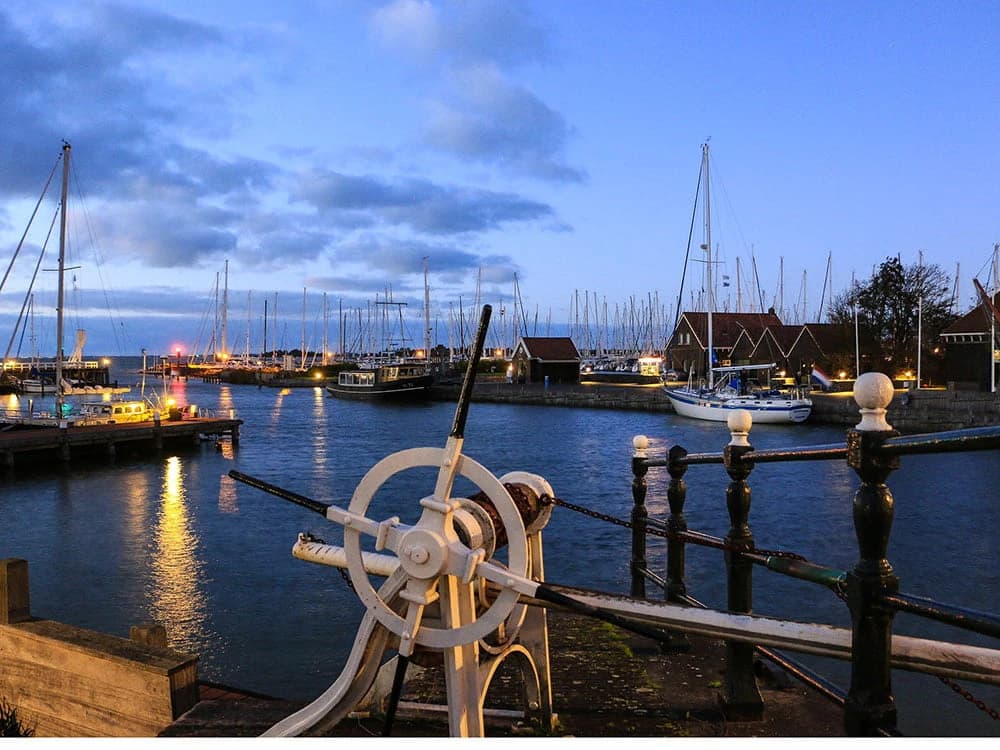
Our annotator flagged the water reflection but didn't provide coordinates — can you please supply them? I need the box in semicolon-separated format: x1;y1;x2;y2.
218;472;239;513
150;456;209;653
270;388;292;427
311;387;327;474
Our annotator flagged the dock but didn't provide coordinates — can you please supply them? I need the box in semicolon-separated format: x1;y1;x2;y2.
0;416;242;468
159;610;844;737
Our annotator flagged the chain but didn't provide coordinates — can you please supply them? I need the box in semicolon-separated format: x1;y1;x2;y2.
939;676;1000;721
540;495;806;561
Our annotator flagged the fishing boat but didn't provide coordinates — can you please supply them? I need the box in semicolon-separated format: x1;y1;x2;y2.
325;362;434;401
662;143;812;424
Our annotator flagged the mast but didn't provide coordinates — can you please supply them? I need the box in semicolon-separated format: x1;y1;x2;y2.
702;142;714;388
55;142;70;417
423;257;431;360
221;259;229;360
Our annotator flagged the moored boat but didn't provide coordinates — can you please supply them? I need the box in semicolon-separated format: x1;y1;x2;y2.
325;363;433;401
662;143;811;425
664;363;812;424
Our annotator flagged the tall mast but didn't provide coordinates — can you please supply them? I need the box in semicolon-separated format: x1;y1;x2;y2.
55;142;70;417
423;257;431;359
221;259;229;359
702;142;714;388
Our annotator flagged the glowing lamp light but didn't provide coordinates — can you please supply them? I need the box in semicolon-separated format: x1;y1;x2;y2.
838;371;847;379
313;372;322;379
165;398;176;408
101;357;111;366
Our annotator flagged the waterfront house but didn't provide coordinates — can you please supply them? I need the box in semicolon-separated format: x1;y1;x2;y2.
785;323;860;381
748;324;801;372
665;310;782;378
511;337;581;384
940;291;1000;391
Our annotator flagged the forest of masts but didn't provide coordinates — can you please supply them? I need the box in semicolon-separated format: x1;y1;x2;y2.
189;251;848;369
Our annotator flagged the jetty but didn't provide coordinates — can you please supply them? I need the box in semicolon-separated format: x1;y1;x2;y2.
0;415;242;469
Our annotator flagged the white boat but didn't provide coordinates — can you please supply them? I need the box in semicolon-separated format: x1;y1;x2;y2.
664;363;812;424
663;144;812;425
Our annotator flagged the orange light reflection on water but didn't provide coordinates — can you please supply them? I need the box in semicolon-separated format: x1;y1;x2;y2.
312;386;327;473
151;455;208;653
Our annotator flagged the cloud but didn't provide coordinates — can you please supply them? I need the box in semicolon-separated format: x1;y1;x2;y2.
371;1;581;182
332;234;484;277
293;169;555;234
423;64;586;183
372;0;550;67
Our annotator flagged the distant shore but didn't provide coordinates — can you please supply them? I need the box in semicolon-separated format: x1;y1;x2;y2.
426;379;1000;434
254;373;1000;434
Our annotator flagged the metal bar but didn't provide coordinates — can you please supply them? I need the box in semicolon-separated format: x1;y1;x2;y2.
755;555;847;589
883;592;1000;640
642;442;849;469
450;304;491;439
529;584;1000;686
229;470;331;516
876;426;1000;456
756;648;846;707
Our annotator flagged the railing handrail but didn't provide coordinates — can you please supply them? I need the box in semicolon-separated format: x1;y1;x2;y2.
628;372;1000;735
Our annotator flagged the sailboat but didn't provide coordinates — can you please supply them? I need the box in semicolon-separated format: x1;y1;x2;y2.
662;144;812;425
1;143;143;427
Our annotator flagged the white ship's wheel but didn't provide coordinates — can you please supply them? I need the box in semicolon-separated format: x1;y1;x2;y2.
342;443;528;654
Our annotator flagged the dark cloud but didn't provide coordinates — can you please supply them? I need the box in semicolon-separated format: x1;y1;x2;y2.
332;234;484;278
294;169;555;234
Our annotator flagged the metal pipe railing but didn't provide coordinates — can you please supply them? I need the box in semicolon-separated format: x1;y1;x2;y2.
629;373;1000;737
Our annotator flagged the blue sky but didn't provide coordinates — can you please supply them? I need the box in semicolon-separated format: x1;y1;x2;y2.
1;0;998;358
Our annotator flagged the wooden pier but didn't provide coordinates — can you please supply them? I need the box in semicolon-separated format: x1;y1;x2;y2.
0;416;242;469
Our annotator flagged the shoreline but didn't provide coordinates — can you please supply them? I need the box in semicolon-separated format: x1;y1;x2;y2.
427;379;1000;434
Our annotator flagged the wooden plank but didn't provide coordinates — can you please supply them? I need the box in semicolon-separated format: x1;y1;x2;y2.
0;618;198;737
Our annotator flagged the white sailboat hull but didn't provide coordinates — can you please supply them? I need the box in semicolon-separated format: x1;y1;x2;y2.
664;387;812;424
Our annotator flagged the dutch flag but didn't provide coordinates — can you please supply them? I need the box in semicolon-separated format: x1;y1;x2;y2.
811;366;833;390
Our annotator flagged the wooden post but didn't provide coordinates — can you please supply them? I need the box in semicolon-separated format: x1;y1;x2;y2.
630;436;649;599
720;410;762;719
0;558;30;624
844;373;900;736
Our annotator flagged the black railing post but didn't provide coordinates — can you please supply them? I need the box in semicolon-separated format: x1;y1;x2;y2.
721;410;763;720
630;435;650;599
664;444;692;652
844;373;900;736
665;444;689;605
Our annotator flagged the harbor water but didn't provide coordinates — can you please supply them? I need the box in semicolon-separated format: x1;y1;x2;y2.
1;364;997;736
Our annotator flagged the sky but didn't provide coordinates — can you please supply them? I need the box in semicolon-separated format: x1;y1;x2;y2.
1;0;998;358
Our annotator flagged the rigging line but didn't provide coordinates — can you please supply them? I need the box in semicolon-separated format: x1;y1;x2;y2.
669;153;704;356
1;154;61;295
4;206;60;361
71;163;127;353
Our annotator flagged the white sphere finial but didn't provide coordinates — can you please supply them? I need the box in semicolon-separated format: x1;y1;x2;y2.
727;409;752;446
633;434;649;457
854;372;894;431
